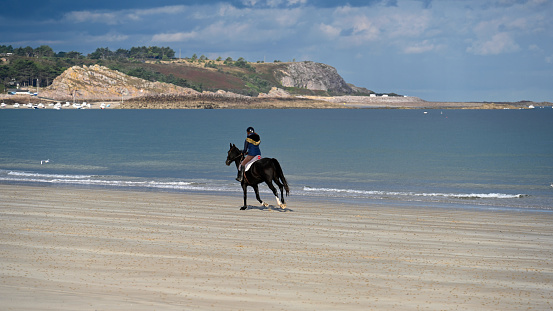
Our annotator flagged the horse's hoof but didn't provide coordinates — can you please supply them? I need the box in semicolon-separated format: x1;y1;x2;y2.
240;206;247;210
280;204;287;209
262;202;269;207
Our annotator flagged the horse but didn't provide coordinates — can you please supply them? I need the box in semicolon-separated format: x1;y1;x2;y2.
225;143;290;210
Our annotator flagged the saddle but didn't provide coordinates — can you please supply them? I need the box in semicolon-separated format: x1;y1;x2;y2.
245;155;262;172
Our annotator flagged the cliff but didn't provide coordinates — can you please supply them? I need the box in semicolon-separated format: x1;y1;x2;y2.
40;64;199;101
273;61;353;94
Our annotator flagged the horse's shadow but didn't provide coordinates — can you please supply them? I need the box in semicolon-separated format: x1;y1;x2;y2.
241;204;293;212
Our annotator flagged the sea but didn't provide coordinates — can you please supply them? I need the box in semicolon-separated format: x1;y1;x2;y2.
1;108;552;212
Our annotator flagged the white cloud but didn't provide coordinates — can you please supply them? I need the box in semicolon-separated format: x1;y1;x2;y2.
242;0;258;6
217;4;246;17
288;0;308;5
403;40;437;54
84;32;129;43
380;11;431;38
528;44;542;52
318;23;341;38
273;8;303;26
126;5;186;20
64;5;186;25
64;11;119;25
266;0;284;7
467;32;519;55
152;32;198;42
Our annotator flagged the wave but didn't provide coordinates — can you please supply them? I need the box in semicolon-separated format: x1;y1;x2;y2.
0;175;199;189
0;170;531;208
8;171;93;179
0;170;214;191
302;186;527;200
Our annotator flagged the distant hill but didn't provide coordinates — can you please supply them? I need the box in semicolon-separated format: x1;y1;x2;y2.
3;47;549;109
38;60;375;102
105;59;372;97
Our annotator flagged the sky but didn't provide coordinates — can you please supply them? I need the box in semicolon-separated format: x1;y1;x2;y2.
1;0;552;102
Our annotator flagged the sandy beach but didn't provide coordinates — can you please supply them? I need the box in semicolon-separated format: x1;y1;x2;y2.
1;184;552;310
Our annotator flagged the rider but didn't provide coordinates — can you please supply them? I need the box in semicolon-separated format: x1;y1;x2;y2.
237;126;261;182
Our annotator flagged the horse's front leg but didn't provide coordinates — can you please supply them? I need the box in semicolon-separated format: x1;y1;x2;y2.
241;183;248;210
253;184;269;207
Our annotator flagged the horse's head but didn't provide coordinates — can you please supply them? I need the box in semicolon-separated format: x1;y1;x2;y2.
226;143;242;166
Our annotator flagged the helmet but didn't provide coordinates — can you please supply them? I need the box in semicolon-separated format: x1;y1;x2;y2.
247;127;255;133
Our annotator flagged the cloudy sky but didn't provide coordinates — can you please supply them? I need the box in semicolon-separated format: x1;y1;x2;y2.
2;0;551;102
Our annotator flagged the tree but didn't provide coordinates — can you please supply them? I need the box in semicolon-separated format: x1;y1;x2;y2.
89;47;114;60
65;51;83;59
0;45;14;54
35;45;55;57
14;46;35;57
224;57;233;65
235;57;248;68
115;48;130;59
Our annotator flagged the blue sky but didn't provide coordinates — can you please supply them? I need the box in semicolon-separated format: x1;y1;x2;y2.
2;0;551;102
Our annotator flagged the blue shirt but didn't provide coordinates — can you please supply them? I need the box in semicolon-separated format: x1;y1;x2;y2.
243;133;261;156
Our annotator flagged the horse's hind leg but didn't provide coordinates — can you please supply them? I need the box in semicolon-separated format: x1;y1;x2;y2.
266;181;285;209
253;185;269;207
273;178;286;206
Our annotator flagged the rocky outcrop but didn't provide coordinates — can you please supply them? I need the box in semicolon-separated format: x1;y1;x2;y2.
274;61;352;94
257;87;291;98
40;64;199;101
202;89;250;98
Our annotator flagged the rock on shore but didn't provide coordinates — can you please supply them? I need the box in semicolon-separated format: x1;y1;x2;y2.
39;64;199;101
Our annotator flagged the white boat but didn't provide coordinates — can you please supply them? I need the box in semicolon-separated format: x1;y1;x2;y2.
14;103;20;108
0;103;6;108
528;105;535;109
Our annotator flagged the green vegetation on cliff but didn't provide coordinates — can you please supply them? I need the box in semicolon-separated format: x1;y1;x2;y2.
1;44;367;97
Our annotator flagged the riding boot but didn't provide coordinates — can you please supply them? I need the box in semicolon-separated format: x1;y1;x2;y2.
236;165;245;182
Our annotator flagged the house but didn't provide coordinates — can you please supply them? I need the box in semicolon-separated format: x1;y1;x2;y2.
8;89;31;95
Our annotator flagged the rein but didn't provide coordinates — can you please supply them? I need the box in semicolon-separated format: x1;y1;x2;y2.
230;152;244;164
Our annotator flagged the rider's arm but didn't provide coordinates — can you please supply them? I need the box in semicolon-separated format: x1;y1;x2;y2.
243;139;249;155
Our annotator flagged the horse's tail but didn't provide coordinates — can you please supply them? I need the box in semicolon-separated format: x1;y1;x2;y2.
272;158;290;196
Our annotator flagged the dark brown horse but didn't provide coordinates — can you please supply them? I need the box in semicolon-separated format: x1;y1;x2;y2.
226;143;289;210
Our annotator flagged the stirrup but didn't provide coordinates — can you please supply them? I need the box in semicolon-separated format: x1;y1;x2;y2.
236;166;244;182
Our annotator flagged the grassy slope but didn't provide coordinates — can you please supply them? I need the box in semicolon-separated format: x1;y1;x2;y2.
112;60;335;96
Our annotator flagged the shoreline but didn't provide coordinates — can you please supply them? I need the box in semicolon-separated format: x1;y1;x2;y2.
1;184;552;310
1;94;550;109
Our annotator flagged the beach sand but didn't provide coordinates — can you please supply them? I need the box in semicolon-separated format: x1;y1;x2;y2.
1;184;552;310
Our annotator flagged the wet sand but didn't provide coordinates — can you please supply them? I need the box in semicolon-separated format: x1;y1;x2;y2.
1;184;552;310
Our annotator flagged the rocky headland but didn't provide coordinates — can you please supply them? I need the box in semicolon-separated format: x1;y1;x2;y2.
2;61;549;109
39;64;199;101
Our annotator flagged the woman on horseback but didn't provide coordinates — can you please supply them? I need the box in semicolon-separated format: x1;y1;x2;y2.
236;126;261;182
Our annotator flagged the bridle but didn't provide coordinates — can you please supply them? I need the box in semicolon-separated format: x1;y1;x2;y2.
229;150;244;164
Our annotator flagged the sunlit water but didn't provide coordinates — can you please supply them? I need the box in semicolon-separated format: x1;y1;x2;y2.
1;108;552;211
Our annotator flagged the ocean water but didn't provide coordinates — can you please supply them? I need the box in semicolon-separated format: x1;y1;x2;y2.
1;108;552;211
